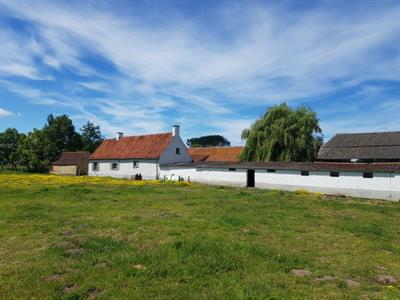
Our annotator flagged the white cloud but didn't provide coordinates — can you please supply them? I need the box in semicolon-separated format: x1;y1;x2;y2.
0;1;399;138
0;107;16;117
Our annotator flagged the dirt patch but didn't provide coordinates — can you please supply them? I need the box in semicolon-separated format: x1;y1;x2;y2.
314;275;336;282
63;230;75;237
346;279;360;288
66;248;85;256
86;287;102;299
133;264;146;270
63;283;79;293
46;273;65;281
157;212;180;218
56;241;75;249
291;269;312;277
376;275;397;284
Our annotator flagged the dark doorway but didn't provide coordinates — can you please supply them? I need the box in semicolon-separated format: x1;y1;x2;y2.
247;169;255;187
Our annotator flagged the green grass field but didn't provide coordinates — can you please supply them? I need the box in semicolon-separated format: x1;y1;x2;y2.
0;173;399;299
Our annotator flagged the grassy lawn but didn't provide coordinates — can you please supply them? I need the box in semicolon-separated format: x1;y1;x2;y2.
0;173;399;299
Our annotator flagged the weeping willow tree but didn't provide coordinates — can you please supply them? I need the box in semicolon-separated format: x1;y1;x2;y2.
239;103;323;162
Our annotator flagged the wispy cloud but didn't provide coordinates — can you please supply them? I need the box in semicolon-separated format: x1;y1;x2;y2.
0;107;17;117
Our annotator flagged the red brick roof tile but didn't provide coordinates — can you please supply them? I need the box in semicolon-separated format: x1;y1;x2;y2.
188;147;243;162
90;133;172;160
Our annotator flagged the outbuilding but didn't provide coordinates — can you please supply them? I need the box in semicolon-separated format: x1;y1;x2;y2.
51;151;91;175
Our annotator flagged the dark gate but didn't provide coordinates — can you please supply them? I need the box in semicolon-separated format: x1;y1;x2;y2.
247;169;255;187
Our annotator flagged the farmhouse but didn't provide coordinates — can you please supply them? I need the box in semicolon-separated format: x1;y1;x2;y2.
88;126;191;179
51;151;90;175
88;128;400;201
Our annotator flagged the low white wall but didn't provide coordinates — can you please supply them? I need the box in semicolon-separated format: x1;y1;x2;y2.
255;170;400;201
89;159;159;180
160;167;247;187
160;166;400;201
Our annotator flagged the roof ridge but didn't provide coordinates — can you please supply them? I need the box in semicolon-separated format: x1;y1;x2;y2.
106;132;171;140
189;146;244;149
334;131;400;135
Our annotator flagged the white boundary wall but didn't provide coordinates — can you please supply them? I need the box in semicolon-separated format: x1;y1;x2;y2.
160;166;400;201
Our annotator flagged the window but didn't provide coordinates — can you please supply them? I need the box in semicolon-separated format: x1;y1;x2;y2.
330;171;339;177
267;169;276;173
92;162;99;171
301;170;309;176
363;172;373;178
111;162;119;170
229;168;236;171
133;161;139;168
176;148;180;155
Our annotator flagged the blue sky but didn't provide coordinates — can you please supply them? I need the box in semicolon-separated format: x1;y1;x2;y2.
0;0;399;145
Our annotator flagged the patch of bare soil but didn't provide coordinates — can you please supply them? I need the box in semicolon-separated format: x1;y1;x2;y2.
314;275;336;282
376;275;397;284
291;269;312;277
46;273;65;282
346;279;360;288
56;241;75;249
133;264;146;270
66;248;85;256
63;283;79;293
87;287;102;299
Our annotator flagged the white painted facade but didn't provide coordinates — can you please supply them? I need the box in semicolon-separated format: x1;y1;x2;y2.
89;126;191;179
159;166;400;201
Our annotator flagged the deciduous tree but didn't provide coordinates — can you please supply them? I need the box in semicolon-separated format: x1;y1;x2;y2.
240;103;323;162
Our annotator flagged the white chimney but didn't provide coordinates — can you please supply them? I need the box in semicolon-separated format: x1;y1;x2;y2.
172;125;180;137
116;132;123;140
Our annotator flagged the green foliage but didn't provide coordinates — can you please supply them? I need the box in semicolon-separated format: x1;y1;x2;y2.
18;129;50;172
0;115;104;172
240;103;323;162
186;135;231;147
0;128;25;170
80;121;104;153
42;114;82;163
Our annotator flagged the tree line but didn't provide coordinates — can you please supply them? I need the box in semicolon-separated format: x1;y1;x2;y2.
0;102;323;173
0;114;104;172
186;135;231;147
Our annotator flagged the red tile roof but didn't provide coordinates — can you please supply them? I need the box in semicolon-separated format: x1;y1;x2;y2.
52;151;91;165
188;147;243;162
90;133;172;160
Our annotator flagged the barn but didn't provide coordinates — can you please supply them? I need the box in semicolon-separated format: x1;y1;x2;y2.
51;151;91;175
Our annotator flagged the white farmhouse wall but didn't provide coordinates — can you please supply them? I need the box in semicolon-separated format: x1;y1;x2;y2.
160;167;247;187
89;159;159;179
255;170;400;201
159;136;192;164
160;166;400;201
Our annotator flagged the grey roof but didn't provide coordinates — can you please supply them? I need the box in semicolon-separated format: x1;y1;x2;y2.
318;131;400;160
